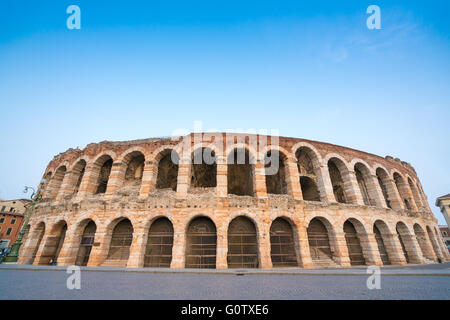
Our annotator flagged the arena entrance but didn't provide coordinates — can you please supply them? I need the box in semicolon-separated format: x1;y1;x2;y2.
343;220;365;266
75;221;96;266
39;221;67;265
227;216;259;268
185;217;216;269
373;224;391;265
269;218;298;267
307;218;333;264
144;218;174;268
104;219;133;267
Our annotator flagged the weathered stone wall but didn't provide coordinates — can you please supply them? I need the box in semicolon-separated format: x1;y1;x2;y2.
18;133;448;268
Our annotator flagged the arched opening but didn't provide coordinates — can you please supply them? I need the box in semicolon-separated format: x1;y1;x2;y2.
48;166;67;198
104;219;133;267
156;150;179;191
125;152;145;183
30;222;45;264
72;160;86;195
396;223;410;263
190;147;217;188
413;224;433;261
408;178;422;210
354;163;372;206
75;220;97;266
42;172;52;196
300;177;320;201
39;221;67;265
227;216;258;268
343;220;365;266
393;173;412;210
264;151;287;195
328;159;347;203
144;217;174;268
95;156;113;194
307;218;334;265
185;217;216;268
227;148;254;196
376;168;391;208
270;218;298;267
373;223;391;265
296;147;321;202
426;226;442;259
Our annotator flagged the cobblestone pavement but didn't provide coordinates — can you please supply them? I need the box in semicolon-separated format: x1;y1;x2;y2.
0;263;449;300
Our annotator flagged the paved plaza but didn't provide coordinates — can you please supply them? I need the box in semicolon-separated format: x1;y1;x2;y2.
0;263;449;300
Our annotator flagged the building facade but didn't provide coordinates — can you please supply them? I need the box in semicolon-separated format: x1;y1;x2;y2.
438;226;450;253
0;199;30;252
17;133;449;268
436;194;450;228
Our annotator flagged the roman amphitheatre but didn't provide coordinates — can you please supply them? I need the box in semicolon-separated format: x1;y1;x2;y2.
18;133;448;269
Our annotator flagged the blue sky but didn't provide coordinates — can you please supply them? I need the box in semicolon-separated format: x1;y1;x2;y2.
0;1;449;224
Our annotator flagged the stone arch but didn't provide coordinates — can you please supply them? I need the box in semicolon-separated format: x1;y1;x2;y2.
227;216;259;268
227;148;255;196
155;149;180;191
343;219;366;266
264;150;288;195
295;146;321;202
103;218;134;267
71;159;87;195
185;216;217;269
75;219;97;266
123;150;146;182
37;220;68;265
144;217;174;268
28;222;46;265
92;154;114;194
327;157;351;204
375;167;392;208
396;222;413;263
269;217;298;267
47;166;67;198
190;147;217;188
393;172;413;210
373;220;391;265
306;217;335;266
408;177;423;209
354;162;376;206
412;224;434;261
426;225;442;260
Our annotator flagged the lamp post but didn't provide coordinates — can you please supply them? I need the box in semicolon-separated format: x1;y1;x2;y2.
5;180;46;263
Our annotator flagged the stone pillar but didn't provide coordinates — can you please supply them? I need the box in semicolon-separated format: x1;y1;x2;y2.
87;227;111;267
317;165;336;203
32;232;53;265
175;158;190;200
397;179;418;211
361;233;383;266
385;179;404;210
170;229;186;268
382;232;407;265
55;171;77;201
216;226;228;269
216;156;228;198
296;225;313;268
104;162;126;199
56;226;80;266
254;162;267;199
409;184;424;210
286;162;302;200
346;170;366;205
139;161;157;197
370;174;389;208
331;232;351;267
399;233;424;264
75;164;99;200
127;227;147;268
258;226;272;269
18;229;43;265
427;230;444;261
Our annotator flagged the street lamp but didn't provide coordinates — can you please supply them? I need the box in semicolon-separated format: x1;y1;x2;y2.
5;179;47;263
